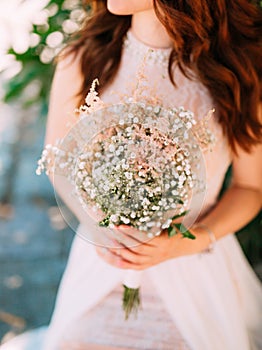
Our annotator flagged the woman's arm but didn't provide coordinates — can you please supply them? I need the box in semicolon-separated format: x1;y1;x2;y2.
44;53;93;226
200;106;262;239
199;143;262;238
45;53;82;144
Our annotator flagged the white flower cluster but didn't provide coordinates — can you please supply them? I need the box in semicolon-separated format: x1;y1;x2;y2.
37;103;203;237
36;142;77;177
80;125;194;235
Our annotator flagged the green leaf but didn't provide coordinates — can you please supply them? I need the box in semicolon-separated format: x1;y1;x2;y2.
171;210;189;221
182;231;196;240
176;223;196;240
172;196;184;204
167;226;177;237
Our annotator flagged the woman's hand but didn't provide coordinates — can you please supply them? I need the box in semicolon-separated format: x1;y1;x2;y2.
96;225;209;270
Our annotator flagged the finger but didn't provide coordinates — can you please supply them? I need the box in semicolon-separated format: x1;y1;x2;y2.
116;225;155;247
135;230;168;248
107;226;140;247
96;247;148;270
117;259;149;271
109;246;149;264
126;242;153;255
108;236;155;257
101;233;124;249
96;246;123;267
100;227;137;248
117;224;148;241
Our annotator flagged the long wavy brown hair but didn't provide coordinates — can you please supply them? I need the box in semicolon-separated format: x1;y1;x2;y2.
65;0;262;153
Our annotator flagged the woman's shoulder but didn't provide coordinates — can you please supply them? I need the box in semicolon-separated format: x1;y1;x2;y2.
49;47;84;108
53;48;83;85
45;48;84;144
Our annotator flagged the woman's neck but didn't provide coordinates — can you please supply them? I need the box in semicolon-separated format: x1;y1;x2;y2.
131;9;173;49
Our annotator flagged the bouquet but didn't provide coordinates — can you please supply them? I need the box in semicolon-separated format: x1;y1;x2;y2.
37;79;214;319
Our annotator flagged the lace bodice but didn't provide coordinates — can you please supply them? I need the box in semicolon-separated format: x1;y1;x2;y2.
101;30;232;217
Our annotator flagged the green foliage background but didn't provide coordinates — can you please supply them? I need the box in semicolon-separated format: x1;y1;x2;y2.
2;0;261;266
3;0;87;115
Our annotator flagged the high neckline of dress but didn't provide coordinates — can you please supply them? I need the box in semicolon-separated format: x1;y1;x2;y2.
123;30;172;67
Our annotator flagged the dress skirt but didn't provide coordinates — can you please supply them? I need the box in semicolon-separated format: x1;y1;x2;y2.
42;224;262;350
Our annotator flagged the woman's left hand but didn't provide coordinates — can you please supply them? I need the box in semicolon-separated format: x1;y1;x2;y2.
96;225;209;270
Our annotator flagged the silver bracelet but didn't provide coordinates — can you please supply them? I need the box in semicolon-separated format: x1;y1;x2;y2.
193;223;216;253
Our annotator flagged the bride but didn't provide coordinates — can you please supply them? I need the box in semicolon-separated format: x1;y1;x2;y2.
3;0;262;349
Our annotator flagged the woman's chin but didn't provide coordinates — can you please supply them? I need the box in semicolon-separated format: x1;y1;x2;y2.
106;0;153;16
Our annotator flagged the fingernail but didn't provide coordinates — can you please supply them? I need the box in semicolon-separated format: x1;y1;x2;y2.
116;225;129;229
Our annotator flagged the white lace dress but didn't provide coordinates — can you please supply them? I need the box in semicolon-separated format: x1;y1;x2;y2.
2;31;261;350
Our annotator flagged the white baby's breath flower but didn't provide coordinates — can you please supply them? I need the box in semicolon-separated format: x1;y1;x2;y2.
125;172;133;180
111;215;119;223
161;218;172;229
108;145;115;152
152;205;160;211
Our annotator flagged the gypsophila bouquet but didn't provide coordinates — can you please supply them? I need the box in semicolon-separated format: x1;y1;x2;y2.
76;121;196;236
37;79;214;319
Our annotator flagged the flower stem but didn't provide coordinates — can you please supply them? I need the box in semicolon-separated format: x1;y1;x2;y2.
122;285;141;320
